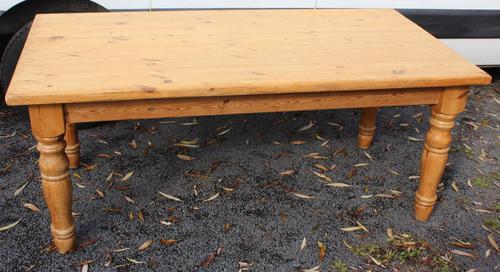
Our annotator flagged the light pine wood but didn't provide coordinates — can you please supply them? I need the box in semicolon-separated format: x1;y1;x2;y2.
65;88;440;123
414;87;469;221
29;104;75;254
5;9;490;106
5;9;493;254
358;107;378;149
64;123;80;169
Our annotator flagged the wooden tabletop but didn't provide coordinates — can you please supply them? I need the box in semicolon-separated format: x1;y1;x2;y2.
5;9;491;106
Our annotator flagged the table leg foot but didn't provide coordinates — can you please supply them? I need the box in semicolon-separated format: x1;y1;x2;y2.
64;123;80;169
358;107;378;149
414;87;468;221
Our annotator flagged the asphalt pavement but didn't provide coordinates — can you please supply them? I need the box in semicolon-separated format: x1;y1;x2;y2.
0;82;498;271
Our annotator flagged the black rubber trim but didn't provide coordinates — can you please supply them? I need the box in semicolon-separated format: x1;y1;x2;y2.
398;9;500;39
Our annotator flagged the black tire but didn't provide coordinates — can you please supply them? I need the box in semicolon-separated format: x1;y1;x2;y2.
0;21;31;97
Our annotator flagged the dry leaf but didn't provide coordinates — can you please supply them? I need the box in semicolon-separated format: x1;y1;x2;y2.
375;194;394;199
23;203;41;213
180;118;199;126
14;180;30;197
313;171;332;182
292;192;316;199
121;171;134;182
104;252;112;267
174;139;200;148
450;249;478;259
0;132;16;139
217;128;232;136
356;221;369;232
302;266;320;272
486;248;492;257
325;183;352;188
303;153;328;160
340;221;368;232
387;228;394;240
369;255;385;267
300;237;307;250
388;169;400;175
158;191;183;202
346;168;357;179
343;239;354;250
160;239;177;245
160;221;172;226
451;239;474;249
291;140;305;145
129;140;138;148
280;170;295;176
83;164;97;171
297;120;316;132
201;246;223;268
137;240;153;251
239;261;253;271
340;226;363;232
0;219;21;232
203;192;220;202
124;196;135;204
487;234;499;252
97;139;108;145
177;154;195;161
113;248;130;253
317;241;326;262
96;189;105;198
407;136;423;142
314;164;329;171
126;257;144;264
105;170;114;183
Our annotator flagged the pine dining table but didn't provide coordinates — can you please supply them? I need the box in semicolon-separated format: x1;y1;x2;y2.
5;9;491;253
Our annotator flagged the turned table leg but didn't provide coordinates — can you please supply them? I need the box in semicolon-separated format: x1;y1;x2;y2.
29;105;75;253
358;107;378;149
415;87;468;221
64;123;80;169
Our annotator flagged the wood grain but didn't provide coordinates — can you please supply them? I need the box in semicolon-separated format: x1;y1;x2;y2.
65;88;441;123
358;107;378;149
415;87;469;221
6;9;490;105
64;123;80;169
29;104;75;254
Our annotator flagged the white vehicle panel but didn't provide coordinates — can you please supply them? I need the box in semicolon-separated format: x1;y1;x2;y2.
318;0;500;10
93;0;150;10
0;0;24;11
441;39;500;67
152;0;315;9
2;0;500;11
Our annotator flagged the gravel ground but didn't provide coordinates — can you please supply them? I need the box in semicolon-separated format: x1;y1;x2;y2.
0;81;498;271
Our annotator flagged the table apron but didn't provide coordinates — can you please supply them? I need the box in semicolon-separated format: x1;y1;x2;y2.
64;88;442;123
